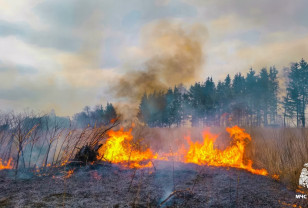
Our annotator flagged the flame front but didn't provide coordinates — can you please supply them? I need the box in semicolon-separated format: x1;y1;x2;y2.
96;126;267;176
184;126;267;175
97;128;157;168
0;158;13;170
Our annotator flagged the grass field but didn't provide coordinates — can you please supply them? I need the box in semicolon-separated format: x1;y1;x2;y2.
1;122;308;191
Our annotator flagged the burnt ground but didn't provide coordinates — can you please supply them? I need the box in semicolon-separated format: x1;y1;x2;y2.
0;161;306;208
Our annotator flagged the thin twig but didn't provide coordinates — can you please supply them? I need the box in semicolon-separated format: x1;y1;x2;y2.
159;189;190;207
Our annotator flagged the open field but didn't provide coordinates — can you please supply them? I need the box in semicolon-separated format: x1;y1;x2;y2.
0;124;308;207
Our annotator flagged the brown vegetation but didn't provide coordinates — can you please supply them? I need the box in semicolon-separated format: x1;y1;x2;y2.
133;126;308;190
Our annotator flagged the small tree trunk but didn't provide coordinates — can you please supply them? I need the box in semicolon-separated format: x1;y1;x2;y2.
29;143;34;168
264;109;268;126
15;149;21;177
44;143;52;168
297;101;299;127
302;94;306;127
21;149;26;168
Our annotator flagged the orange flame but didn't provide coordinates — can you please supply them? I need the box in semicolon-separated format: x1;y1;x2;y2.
97;128;157;168
279;201;302;208
64;169;74;179
0;158;13;170
96;126;267;176
183;126;267;175
272;174;280;181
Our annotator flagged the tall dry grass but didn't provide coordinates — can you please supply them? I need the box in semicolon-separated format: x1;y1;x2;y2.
247;127;308;189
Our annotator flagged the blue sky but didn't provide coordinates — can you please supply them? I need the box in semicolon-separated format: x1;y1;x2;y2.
0;0;308;116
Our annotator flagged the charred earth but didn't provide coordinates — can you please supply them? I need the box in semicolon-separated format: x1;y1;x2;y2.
0;161;305;208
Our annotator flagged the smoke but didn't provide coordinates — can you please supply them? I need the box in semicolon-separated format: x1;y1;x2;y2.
112;20;208;100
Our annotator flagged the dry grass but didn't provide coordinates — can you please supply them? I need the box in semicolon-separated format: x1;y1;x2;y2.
247;127;308;189
134;126;308;190
1;120;307;191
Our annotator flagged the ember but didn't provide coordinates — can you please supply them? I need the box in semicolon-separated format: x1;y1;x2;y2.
64;169;74;179
0;158;13;170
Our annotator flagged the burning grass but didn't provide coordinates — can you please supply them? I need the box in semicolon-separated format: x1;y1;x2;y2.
125;126;308;191
93;125;267;176
0;120;307;192
0;122;307;206
97;127;157;168
0;158;13;170
183;126;267;175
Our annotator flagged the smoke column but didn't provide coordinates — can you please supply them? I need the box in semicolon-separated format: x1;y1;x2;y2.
112;20;208;100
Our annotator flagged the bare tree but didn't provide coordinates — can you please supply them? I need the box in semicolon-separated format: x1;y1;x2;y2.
10;112;38;176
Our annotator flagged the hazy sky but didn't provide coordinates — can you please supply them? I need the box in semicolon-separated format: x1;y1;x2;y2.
0;0;308;116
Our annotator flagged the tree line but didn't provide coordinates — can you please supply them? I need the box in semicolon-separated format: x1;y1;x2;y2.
283;59;308;127
73;103;117;128
138;59;308;127
0;102;118;132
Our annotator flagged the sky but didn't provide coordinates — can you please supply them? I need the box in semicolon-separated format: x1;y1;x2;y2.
0;0;308;116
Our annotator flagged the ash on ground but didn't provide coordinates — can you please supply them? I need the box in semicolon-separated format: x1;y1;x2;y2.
0;162;306;208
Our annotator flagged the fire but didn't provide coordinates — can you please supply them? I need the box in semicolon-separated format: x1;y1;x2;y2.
296;187;306;194
0;158;13;170
279;201;302;208
97;126;267;175
64;169;74;179
0;126;267;178
183;126;267;175
272;174;280;181
97;128;157;168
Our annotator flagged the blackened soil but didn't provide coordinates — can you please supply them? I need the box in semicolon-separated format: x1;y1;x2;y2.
0;161;306;208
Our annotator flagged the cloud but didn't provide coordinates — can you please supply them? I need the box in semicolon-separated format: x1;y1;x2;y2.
236;36;308;69
0;0;308;117
204;36;308;81
0;36;59;72
208;14;257;39
0;61;119;116
0;25;118;116
0;0;43;29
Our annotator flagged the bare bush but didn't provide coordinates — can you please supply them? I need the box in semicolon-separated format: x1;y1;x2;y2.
9;112;40;176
